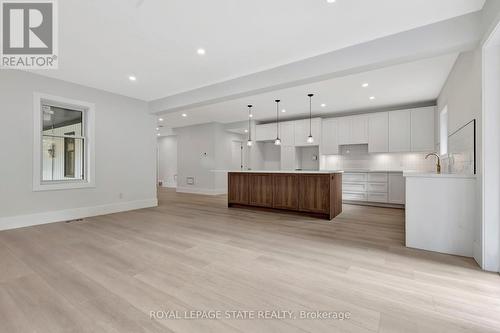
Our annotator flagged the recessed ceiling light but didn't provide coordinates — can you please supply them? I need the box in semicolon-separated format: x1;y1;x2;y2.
369;96;375;100
362;83;369;88
158;118;164;121
129;75;137;81
249;114;253;118
156;127;159;131
244;129;248;133
281;109;286;113
182;113;187;117
321;103;326;107
197;48;206;55
326;0;336;3
157;133;161;136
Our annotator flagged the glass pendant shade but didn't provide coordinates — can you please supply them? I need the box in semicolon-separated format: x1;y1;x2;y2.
307;93;314;144
274;99;281;145
307;135;314;144
274;138;281;145
247;139;253;147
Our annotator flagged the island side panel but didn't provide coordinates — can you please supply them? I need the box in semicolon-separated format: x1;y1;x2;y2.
330;173;343;219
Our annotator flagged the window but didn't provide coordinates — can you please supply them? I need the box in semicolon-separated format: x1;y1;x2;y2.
33;93;95;191
440;106;448;156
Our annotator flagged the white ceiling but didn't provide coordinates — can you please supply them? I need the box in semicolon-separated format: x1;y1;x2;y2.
36;0;483;101
157;53;458;130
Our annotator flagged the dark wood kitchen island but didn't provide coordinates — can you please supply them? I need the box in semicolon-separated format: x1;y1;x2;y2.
228;171;343;220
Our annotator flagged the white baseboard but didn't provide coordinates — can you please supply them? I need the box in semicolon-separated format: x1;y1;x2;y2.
473;240;482;268
0;198;158;231
176;187;227;195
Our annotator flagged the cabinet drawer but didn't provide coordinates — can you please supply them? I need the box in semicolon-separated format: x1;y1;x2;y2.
367;193;388;203
367;182;388;193
343;192;367;201
343;173;367;182
343;182;367;192
368;173;388;182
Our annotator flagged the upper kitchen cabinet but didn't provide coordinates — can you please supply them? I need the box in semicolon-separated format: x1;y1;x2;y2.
321;118;339;155
280;121;295;146
255;123;276;141
368;112;389;153
388;110;411;152
410;107;435;152
294;118;321;146
338;115;368;145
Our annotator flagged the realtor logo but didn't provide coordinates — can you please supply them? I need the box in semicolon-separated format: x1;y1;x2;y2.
1;0;58;69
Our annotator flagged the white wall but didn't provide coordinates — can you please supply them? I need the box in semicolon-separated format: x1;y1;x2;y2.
175;122;243;194
436;49;483;265
0;70;157;230
157;136;177;187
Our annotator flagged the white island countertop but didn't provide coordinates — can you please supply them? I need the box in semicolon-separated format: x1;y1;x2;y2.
212;170;343;174
403;171;476;179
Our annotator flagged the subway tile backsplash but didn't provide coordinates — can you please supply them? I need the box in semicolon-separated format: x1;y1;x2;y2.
321;144;436;171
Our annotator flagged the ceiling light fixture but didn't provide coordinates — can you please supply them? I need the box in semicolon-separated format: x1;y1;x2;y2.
197;48;206;55
326;0;336;3
247;105;253;147
369;96;375;100
157;133;161;136
244;129;248;133
362;83;369;88
182;113;187;117
274;100;281;146
320;103;326;108
156;127;159;131
307;94;315;144
128;75;137;81
281;109;286;113
158;118;164;122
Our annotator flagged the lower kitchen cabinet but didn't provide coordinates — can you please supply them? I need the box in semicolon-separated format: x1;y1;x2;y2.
272;174;299;210
248;174;273;207
388;173;406;204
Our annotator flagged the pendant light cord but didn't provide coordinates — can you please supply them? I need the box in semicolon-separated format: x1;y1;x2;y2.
308;94;314;136
275;100;280;139
248;105;252;140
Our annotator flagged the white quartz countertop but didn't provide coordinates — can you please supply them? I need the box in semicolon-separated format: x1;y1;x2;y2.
212;170;343;174
403;171;476;179
342;169;405;173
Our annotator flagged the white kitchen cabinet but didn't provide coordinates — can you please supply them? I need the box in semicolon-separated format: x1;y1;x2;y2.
255;123;277;142
338;117;351;145
280;145;296;170
388;173;405;204
411;107;435;152
294;118;321;146
280;121;295;146
350;115;369;144
388;110;411;152
321;118;339;155
337;115;368;145
368;112;389;153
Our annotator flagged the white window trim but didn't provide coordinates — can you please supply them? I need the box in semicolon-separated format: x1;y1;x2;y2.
33;93;96;191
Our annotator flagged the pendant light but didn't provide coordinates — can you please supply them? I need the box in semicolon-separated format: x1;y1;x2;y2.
274;99;281;145
307;94;314;144
247;105;253;147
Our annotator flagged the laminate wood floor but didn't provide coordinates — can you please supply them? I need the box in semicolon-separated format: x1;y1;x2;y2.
1;188;499;333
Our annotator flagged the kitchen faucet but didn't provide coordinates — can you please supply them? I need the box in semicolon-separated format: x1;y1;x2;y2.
425;153;441;174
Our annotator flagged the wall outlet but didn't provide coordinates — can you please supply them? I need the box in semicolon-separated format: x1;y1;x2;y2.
186;177;195;185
